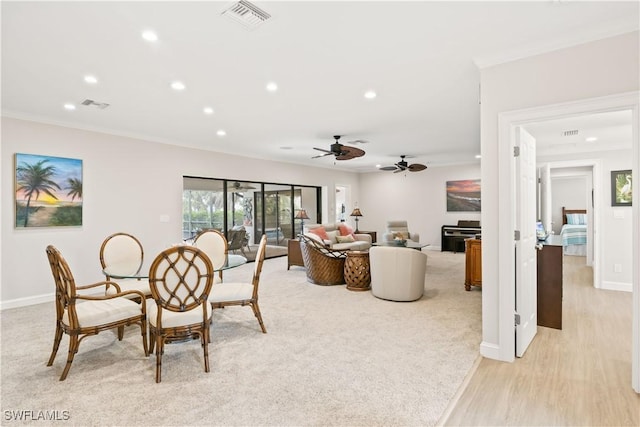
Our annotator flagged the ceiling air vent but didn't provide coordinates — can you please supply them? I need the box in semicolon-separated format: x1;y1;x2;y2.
221;0;271;31
562;129;579;137
81;99;110;110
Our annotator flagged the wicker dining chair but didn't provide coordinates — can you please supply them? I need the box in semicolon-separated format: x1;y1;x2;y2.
209;234;268;333
148;245;214;383
298;234;348;286
99;232;151;300
46;245;149;381
193;229;228;282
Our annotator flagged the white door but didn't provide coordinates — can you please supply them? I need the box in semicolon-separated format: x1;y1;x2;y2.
515;127;538;357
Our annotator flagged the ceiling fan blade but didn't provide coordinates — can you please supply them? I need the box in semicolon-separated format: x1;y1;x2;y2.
379;166;397;171
393;168;404;173
340;146;365;157
312;152;333;159
313;147;332;154
408;163;427;172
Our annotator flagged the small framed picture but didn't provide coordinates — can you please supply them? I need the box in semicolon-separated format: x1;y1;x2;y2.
611;170;632;206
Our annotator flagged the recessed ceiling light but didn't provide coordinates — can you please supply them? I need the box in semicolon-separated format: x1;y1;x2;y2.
375;164;382;168
84;75;98;84
585;137;598;142
63;103;76;111
217;130;226;137
266;82;278;92
475;154;482;159
142;30;158;42
170;81;186;91
203;107;214;115
364;90;377;99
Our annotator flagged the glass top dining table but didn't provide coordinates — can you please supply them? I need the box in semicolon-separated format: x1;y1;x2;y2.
102;254;247;279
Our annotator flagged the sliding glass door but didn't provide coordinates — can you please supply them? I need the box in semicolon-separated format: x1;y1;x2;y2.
183;177;320;260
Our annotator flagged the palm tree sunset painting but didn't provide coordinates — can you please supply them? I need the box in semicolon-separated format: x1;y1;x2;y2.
446;179;481;212
15;153;83;228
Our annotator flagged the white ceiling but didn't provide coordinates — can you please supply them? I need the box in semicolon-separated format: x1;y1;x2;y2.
2;1;638;173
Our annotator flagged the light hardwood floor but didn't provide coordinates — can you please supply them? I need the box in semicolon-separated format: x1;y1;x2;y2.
444;256;640;426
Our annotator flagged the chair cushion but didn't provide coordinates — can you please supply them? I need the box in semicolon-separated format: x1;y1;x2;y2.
209;282;254;303
64;298;142;328
105;278;151;298
147;302;210;328
332;241;369;251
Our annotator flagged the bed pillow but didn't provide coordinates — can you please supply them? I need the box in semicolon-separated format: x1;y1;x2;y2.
567;214;587;225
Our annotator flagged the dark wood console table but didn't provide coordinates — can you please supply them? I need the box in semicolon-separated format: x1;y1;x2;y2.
537;235;563;329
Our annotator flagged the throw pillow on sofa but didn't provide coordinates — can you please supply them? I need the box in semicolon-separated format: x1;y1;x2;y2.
325;230;340;244
336;235;356;243
309;226;329;241
338;223;355;237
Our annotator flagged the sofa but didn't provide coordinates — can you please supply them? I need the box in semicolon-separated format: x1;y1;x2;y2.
369;246;427;301
303;222;372;251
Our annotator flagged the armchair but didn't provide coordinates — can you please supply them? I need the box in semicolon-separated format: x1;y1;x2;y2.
298;234;347;286
369;246;427;301
46;245;148;381
383;220;420;243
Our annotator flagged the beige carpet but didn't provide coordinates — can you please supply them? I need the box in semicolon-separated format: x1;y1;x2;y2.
0;251;481;426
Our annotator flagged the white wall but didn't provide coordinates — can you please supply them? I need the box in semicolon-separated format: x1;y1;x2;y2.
358;163;481;248
480;31;639;360
0;117;361;308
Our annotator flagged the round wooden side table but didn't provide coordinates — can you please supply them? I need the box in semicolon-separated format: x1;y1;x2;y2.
344;251;371;291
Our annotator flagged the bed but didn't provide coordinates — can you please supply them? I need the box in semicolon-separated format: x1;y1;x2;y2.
560;207;587;256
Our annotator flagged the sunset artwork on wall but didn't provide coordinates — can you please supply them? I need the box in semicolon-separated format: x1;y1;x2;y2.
15;153;83;228
446;179;481;212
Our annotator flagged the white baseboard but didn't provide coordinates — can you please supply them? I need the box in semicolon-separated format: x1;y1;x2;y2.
425;245;442;251
600;281;632;292
480;341;501;360
0;293;54;311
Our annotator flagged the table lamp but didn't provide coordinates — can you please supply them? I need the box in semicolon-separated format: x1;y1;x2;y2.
294;209;310;234
350;207;363;233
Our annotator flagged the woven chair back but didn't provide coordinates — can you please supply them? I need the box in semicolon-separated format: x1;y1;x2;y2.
149;246;213;313
298;235;346;286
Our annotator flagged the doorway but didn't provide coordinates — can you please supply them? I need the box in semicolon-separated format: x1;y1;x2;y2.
496;92;639;392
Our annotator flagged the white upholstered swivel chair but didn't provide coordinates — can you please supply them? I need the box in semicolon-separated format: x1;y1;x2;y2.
383;220;420;243
369;246;427;302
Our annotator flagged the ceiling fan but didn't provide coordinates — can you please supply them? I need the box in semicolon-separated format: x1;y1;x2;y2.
312;135;366;161
379;155;427;173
